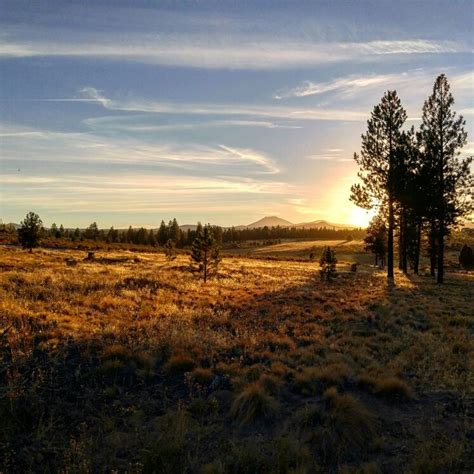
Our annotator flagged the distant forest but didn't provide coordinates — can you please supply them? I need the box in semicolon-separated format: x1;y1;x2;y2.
0;220;365;248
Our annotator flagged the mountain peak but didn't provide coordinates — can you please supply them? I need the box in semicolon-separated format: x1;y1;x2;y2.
246;216;294;229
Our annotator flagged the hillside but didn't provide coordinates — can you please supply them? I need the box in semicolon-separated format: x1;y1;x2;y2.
293;219;355;230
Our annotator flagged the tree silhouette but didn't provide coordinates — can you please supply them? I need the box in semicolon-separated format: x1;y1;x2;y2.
168;218;181;245
351;90;407;280
85;222;100;241
319;246;337;281
18;212;43;252
158;220;168;246
420;74;472;283
364;214;387;267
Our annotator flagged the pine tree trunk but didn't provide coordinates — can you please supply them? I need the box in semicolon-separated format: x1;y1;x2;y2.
398;210;403;270
437;225;444;284
414;221;421;275
437;108;445;284
402;209;408;273
375;254;378;267
387;197;394;279
398;209;408;273
429;221;436;276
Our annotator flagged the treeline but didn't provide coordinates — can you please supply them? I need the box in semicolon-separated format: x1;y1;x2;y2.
352;74;473;283
19;219;364;248
222;226;365;242
44;220;224;248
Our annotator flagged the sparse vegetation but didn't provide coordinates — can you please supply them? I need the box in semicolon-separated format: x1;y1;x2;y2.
0;246;472;471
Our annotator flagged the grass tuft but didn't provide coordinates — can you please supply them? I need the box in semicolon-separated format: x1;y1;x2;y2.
358;374;415;401
164;353;197;375
230;381;279;425
316;387;377;463
295;363;352;395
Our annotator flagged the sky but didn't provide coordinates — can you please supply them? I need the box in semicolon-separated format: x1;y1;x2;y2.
0;0;473;228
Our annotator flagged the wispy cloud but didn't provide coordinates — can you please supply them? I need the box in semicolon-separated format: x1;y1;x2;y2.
0;34;467;69
0;123;281;174
82;115;301;132
274;69;474;101
77;87;367;122
275;74;395;99
307;148;352;163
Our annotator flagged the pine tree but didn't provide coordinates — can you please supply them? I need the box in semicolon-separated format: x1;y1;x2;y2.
351;90;407;280
71;227;81;242
364;214;387;267
164;238;177;262
84;222;99;241
168;218;181;245
148;229;156;246
190;224;221;282
319;246;337;281
18;212;43;252
50;223;59;238
59;224;65;238
158;220;168;246
126;225;134;244
107;226;118;243
420;74;473;283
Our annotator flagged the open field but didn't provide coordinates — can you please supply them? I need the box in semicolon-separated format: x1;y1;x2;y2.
223;240;371;266
1;246;473;472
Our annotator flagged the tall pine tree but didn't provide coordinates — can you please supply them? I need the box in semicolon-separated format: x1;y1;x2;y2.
420;74;472;283
351;90;407;280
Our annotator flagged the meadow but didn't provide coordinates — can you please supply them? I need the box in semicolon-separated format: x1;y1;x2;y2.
0;244;473;472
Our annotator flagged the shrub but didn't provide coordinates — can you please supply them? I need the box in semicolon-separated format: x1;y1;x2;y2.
190;367;214;385
459;244;474;268
141;407;191;473
101;344;133;362
164;353;197;375
230;381;279;425
316;388;377;463
319;246;337;281
265;333;296;352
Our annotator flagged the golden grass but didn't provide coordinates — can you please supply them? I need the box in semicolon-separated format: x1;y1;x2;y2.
0;246;473;471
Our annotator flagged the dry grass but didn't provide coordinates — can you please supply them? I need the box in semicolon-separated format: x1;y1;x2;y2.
357;374;415;401
230;381;280;425
0;246;473;471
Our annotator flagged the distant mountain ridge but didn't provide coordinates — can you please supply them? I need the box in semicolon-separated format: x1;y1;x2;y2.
3;217;356;232
246;216;293;229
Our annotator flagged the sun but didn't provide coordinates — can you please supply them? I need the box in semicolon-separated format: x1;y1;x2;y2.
348;206;374;228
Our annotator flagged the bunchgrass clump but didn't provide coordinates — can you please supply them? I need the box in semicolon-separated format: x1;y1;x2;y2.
164;353;197;375
316;387;377;463
357;374;415;401
295;363;352;395
230;381;279;425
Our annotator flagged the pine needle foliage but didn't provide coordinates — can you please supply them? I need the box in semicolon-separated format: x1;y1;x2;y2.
18;212;43;252
190;224;221;282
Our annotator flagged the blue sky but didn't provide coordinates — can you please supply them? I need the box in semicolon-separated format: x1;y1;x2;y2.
0;0;472;228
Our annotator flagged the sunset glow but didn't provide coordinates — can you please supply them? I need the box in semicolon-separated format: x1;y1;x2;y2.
1;2;472;228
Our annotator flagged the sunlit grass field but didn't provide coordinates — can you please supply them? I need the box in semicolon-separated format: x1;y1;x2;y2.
1;246;473;472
